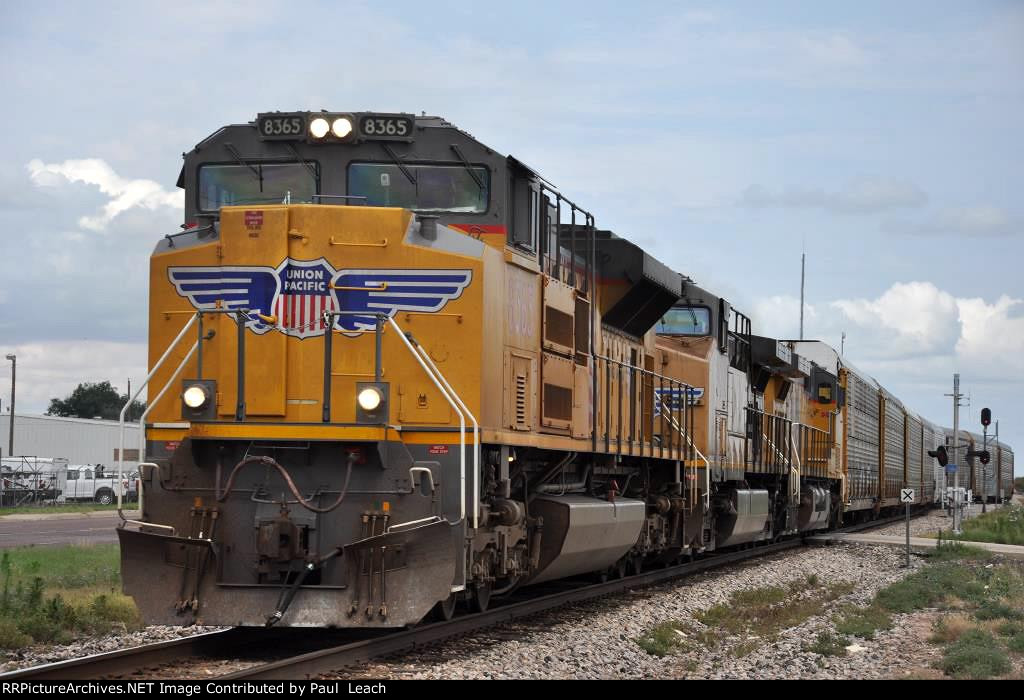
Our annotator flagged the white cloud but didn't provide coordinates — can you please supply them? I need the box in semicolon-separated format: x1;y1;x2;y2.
0;340;147;414
753;282;1024;384
956;295;1024;375
741;178;928;214
831;282;959;357
26;158;183;231
885;205;1020;237
751;294;819;341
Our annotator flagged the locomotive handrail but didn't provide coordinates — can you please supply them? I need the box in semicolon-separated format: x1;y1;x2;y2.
120;462;176;535
406;336;480;531
137;342;198;466
658;396;710;510
117;312;199;521
762;431;790;467
788;429;802;507
386;319;469;525
594;353;694;461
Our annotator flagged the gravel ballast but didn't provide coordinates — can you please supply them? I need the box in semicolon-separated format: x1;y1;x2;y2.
342;542;933;679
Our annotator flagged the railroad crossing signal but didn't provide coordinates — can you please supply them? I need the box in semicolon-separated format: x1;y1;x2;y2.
966;449;990;464
900;489;916;504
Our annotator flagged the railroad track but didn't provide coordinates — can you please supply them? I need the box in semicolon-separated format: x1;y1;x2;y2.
1;510;923;681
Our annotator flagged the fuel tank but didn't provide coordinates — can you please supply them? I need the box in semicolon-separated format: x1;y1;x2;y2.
715;488;771;547
527;494;646;584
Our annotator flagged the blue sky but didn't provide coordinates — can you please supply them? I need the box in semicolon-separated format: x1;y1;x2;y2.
0;1;1021;467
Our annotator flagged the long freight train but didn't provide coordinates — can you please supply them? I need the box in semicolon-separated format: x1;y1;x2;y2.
117;111;1013;628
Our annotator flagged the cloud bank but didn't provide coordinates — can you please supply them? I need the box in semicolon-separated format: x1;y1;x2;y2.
26;158;183;231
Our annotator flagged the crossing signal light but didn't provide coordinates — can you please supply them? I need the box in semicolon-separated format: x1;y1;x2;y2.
966;449;990;465
927;445;948;466
981;407;991;427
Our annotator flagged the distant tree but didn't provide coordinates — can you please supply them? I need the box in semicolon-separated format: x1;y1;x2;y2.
1015;477;1023;495
47;381;146;421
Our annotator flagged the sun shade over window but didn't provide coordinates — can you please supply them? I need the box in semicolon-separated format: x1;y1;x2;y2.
656;307;711;336
348;162;489;213
198;163;317;211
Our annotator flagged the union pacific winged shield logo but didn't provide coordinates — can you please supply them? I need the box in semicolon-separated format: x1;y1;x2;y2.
168;258;472;339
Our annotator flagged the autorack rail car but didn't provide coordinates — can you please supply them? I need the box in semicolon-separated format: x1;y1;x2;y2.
117;111;1012;629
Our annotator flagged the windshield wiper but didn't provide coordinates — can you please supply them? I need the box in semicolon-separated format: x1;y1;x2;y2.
224;142;262;188
379;143;417;186
449;144;485;191
285;143;319;185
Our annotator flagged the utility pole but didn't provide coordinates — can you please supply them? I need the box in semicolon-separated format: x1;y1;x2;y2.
996;420;1001;502
799;252;805;340
5;354;15;458
841;331;846;356
945;374;964;534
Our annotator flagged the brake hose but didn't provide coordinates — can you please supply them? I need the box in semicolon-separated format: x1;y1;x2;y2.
217;454;354;513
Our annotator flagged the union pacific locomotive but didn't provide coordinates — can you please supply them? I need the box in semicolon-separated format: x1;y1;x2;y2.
118;111;1014;628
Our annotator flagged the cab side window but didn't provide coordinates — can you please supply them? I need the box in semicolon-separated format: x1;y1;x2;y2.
508;166;536;253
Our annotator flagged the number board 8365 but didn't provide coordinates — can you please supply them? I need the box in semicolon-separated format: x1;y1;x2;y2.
257;113;306;140
358;114;414;141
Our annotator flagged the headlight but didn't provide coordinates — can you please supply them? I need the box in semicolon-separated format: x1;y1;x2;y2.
309;117;330;139
357;387;382;411
331;117;353;138
183;385;208;409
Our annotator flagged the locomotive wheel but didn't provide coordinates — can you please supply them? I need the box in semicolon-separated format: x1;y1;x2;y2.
432;593;458;622
629;556;644;576
471;582;492;613
614;559;628;579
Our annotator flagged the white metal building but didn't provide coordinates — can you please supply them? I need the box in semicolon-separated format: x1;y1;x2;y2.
0;412;140;472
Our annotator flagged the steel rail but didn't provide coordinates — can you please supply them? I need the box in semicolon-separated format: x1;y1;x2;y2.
0;628;244;681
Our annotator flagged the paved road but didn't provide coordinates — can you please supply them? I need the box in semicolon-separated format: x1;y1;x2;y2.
0;512;125;548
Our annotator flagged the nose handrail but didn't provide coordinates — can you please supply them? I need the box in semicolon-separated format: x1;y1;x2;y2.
137;341;199;467
118;312;200;521
405;331;480;531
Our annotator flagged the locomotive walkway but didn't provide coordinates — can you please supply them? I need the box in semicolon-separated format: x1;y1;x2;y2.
805;532;1024;559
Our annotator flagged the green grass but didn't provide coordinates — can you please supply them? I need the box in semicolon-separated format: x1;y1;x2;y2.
2;544;122;590
829;540;1024;679
802;630;850;657
0;545;139;649
835;603;892;639
636;621;695;657
996;621;1024;638
696;580;854;640
927;539;990;562
938;629;1012;679
974;600;1024;622
1009;633;1024;654
950;504;1024;546
0;503;132;517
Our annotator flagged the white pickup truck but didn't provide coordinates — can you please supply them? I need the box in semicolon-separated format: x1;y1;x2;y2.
62;464;134;505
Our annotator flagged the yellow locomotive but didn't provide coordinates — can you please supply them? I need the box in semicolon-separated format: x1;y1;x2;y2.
118;111;1000;629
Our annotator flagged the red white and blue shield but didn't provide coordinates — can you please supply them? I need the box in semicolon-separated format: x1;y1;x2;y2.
274;259;337;339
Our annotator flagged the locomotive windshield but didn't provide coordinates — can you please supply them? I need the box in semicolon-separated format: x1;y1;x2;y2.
198;162;318;211
656;306;711;336
348;162;489;212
